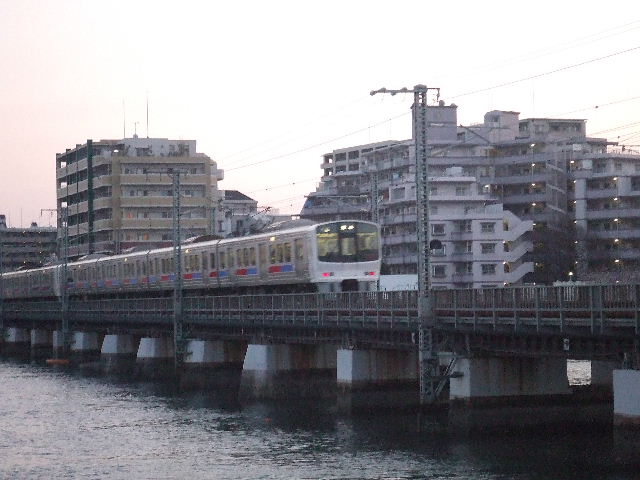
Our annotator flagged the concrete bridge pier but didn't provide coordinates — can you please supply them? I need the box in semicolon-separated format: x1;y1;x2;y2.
71;331;102;363
591;360;619;389
240;344;337;401
30;329;53;358
336;348;419;411
2;327;31;356
180;340;247;392
614;369;640;427
449;356;571;405
101;334;138;373
136;337;174;378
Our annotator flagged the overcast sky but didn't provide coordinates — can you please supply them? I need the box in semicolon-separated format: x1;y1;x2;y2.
1;0;639;227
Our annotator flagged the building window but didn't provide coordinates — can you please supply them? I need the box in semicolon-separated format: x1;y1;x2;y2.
481;222;495;233
481;243;495;254
431;224;445;236
481;264;496;275
455;186;468;196
432;265;446;278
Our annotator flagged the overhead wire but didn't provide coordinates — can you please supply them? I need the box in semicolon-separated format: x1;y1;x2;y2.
224;112;409;172
449;45;640;99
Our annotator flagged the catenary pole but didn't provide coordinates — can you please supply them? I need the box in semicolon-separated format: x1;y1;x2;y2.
370;85;440;404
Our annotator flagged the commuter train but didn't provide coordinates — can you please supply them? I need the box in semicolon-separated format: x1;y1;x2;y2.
0;220;381;300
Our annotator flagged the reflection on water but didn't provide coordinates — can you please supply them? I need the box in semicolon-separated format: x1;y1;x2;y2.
0;357;638;480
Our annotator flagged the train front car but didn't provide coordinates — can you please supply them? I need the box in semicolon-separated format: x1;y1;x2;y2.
310;220;381;292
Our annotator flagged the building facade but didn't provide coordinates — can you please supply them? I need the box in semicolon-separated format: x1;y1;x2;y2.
301;103;640;284
217;190;258;237
56;136;224;258
0;215;57;271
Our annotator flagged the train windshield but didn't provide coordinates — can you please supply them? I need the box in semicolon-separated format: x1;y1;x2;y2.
316;222;379;262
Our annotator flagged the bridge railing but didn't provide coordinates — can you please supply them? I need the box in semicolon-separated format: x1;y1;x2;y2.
2;291;421;330
433;284;640;334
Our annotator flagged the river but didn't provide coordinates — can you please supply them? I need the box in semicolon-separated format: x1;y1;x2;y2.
0;358;638;479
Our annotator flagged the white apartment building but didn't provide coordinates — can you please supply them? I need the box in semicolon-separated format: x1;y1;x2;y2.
427;170;533;288
301;101;640;284
56;136;224;258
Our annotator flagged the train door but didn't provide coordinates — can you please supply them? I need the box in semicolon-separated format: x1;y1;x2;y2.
294;238;307;279
258;243;268;281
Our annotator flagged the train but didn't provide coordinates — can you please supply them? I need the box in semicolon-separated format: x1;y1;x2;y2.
0;220;381;300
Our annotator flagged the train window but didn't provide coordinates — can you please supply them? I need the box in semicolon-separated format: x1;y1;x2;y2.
192;255;199;271
149;260;154;276
316;222;379;262
154;258;159;275
340;236;357;259
269;245;276;264
202;253;208;271
259;244;267;266
276;244;284;263
283;243;292;263
243;248;249;266
356;223;379;261
209;252;216;270
249;247;256;266
136;260;141;276
219;251;226;269
228;249;235;268
316;225;339;262
294;239;304;261
142;261;147;276
236;249;243;267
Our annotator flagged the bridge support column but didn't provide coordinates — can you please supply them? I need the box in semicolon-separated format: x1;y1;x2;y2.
71;331;101;362
3;327;30;356
240;344;337;400
614;369;640;427
591;360;618;387
449;356;571;405
336;348;419;411
30;329;53;358
180;340;247;391
101;334;137;373
136;337;174;378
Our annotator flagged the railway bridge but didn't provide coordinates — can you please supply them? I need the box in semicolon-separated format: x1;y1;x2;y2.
1;283;639;423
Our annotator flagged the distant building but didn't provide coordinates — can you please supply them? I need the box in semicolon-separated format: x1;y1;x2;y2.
56;136;224;258
301;102;640;284
0;215;57;271
217;190;258;237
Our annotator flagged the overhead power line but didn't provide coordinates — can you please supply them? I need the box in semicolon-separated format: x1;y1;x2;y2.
224;112;409;172
450;45;640;99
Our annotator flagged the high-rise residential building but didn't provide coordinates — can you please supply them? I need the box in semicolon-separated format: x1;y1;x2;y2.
0;215;57;271
301;102;640;284
56;136;224;259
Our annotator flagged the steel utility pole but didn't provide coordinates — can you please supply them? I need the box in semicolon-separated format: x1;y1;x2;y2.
169;169;185;368
61;205;70;357
370;84;441;404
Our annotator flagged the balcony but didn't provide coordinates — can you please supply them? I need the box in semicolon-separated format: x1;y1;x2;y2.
451;272;474;283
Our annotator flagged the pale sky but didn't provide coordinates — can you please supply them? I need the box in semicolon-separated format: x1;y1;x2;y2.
1;0;639;227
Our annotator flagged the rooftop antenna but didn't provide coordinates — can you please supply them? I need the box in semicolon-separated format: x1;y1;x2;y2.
123;99;126;138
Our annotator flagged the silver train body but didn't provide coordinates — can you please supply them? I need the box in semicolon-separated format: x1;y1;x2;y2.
0;220;381;299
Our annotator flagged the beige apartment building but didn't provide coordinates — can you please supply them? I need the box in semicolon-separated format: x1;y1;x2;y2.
56;136;224;259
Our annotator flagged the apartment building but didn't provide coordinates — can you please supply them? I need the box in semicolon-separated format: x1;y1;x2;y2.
56;136;224;258
0;215;57;271
301;102;639;284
